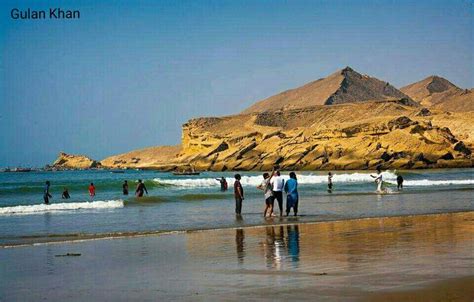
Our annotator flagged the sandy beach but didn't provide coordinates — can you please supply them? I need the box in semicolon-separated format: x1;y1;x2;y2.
1;211;473;301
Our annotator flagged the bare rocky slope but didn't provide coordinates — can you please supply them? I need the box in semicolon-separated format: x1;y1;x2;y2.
401;76;474;112
242;67;413;113
53;68;473;171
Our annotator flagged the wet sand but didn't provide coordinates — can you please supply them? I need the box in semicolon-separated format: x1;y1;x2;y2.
1;212;473;301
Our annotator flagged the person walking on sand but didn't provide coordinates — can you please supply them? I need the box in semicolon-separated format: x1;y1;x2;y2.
397;174;404;191
257;169;275;217
234;174;244;215
62;187;70;199
122;180;129;195
285;172;299;216
371;167;384;193
89;183;96;200
43;181;52;204
216;177;228;191
270;170;285;216
135;179;148;197
327;172;333;193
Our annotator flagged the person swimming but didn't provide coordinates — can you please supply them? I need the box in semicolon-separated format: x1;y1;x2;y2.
62;187;70;199
284;172;299;216
122;180;129;195
216;177;228;191
89;183;96;200
43;181;52;204
135;179;148;197
371;167;384;193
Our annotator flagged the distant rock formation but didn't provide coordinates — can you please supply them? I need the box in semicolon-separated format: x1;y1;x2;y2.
401;76;474;112
242;67;414;114
52;152;100;169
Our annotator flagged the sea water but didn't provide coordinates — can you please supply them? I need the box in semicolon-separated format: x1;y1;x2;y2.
0;169;472;246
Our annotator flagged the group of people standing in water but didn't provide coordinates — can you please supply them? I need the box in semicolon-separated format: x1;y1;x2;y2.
42;179;149;204
231;168;299;218
42;167;404;214
231;166;404;218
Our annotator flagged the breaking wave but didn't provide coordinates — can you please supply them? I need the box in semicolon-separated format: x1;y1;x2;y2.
387;179;474;187
0;200;124;215
153;172;399;188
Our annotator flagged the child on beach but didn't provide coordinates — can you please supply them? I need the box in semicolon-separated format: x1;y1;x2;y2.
234;174;244;215
89;183;96;200
257;169;275;217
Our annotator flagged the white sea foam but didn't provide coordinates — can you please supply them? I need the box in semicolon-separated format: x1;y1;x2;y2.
386;179;474;187
0;200;124;215
154;171;399;188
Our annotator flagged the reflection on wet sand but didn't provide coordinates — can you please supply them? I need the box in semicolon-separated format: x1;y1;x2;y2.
235;228;245;264
2;212;473;301
260;225;301;269
184;212;473;300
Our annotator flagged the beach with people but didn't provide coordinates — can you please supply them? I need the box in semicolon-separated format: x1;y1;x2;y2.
1;0;472;300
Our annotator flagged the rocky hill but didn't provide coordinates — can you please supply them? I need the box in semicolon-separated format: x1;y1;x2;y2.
401;76;474;112
100;145;181;169
52;67;473;171
242;67;413;113
52;152;100;169
176;100;471;171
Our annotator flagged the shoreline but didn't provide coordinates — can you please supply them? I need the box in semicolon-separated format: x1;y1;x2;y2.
3;210;473;248
2;211;473;301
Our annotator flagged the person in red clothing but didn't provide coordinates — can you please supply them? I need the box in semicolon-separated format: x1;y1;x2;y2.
89;182;96;200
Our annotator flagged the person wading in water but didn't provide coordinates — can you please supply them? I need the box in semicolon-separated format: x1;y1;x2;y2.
135;179;148;197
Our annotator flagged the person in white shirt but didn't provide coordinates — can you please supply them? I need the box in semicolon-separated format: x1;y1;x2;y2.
270;171;285;216
371;167;384;193
257;169;275;217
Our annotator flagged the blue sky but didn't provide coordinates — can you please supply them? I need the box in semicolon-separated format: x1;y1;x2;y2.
0;0;472;166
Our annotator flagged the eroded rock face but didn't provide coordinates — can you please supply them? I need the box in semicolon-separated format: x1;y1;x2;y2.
175;101;472;171
51;69;473;171
52;152;100;169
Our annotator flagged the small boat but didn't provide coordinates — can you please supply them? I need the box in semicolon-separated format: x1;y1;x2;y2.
172;171;200;176
12;167;32;172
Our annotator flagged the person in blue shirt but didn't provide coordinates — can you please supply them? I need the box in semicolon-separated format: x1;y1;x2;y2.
284;172;299;216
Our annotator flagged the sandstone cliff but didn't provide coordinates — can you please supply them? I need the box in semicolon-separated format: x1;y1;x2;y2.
52;152;100;169
176;100;471;171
